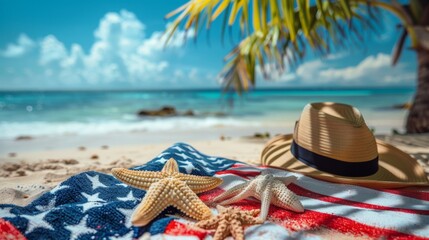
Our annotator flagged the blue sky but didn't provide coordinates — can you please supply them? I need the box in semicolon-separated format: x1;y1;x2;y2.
0;0;418;90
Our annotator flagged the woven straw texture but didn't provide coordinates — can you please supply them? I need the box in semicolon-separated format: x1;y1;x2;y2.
261;102;429;188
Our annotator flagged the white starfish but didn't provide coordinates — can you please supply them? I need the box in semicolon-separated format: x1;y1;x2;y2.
213;174;304;221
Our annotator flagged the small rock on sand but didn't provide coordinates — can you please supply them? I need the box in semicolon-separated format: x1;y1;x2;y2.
8;152;17;157
15;135;33;141
78;146;86;151
101;145;109;149
63;159;79;165
90;154;99;160
137;106;177;117
2;163;20;171
392;102;411;110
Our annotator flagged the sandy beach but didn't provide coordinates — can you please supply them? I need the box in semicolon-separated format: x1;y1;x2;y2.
1;127;428;204
0;126;428;239
0;127;270;203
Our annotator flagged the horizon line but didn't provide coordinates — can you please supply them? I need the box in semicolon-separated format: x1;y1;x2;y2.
0;86;416;92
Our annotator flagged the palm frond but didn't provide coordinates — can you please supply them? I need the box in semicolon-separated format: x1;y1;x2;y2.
392;29;408;66
165;0;379;93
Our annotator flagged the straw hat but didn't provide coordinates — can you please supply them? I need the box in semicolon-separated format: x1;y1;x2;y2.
261;102;429;188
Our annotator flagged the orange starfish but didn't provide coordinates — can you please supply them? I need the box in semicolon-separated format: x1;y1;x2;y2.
112;158;222;226
196;205;262;240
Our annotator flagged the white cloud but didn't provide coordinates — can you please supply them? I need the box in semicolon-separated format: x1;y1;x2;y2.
276;53;415;86
320;53;391;81
0;10;194;87
1;34;35;57
39;35;68;65
138;27;194;57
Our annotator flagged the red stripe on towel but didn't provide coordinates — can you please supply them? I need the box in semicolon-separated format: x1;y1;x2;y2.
231;201;427;240
289;184;429;215
199;188;428;239
164;220;207;240
215;170;260;179
271;208;427;240
214;170;429;215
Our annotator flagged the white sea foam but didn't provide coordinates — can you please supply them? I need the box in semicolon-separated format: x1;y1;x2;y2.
0;117;259;139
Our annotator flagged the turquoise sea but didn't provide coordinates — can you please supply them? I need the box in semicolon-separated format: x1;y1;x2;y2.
0;88;415;139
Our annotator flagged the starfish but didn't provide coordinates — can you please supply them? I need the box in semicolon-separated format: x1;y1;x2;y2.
195;205;262;240
213;174;304;221
112;158;223;226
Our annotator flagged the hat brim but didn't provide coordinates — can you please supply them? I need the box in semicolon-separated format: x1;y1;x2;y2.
261;134;429;188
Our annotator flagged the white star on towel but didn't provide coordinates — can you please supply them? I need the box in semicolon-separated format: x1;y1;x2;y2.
184;145;195;151
50;184;69;194
157;152;170;158
65;215;97;240
201;166;216;174
189;151;202;159
86;174;107;190
21;211;55;234
116;183;129;188
213;159;226;164
117;191;136;202
0;207;16;218
218;163;233;169
78;201;103;212
181;161;195;174
155;157;169;164
195;158;209;166
172;146;184;152
117;207;134;228
82;192;105;202
175;152;190;160
35;197;56;211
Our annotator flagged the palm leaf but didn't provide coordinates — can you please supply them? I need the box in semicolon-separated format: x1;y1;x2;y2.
392;28;408;66
165;0;380;93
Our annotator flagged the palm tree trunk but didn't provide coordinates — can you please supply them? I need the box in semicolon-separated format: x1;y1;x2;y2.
406;49;429;133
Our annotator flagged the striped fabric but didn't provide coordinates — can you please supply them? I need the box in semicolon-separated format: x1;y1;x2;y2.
0;143;428;239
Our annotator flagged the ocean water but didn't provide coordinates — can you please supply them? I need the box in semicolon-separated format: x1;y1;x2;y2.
0;88;415;139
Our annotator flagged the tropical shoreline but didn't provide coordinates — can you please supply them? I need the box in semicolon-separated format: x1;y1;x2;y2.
1;128;428;239
1;129;428;195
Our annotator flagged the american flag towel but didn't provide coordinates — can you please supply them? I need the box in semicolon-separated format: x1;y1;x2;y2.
1;143;428;240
